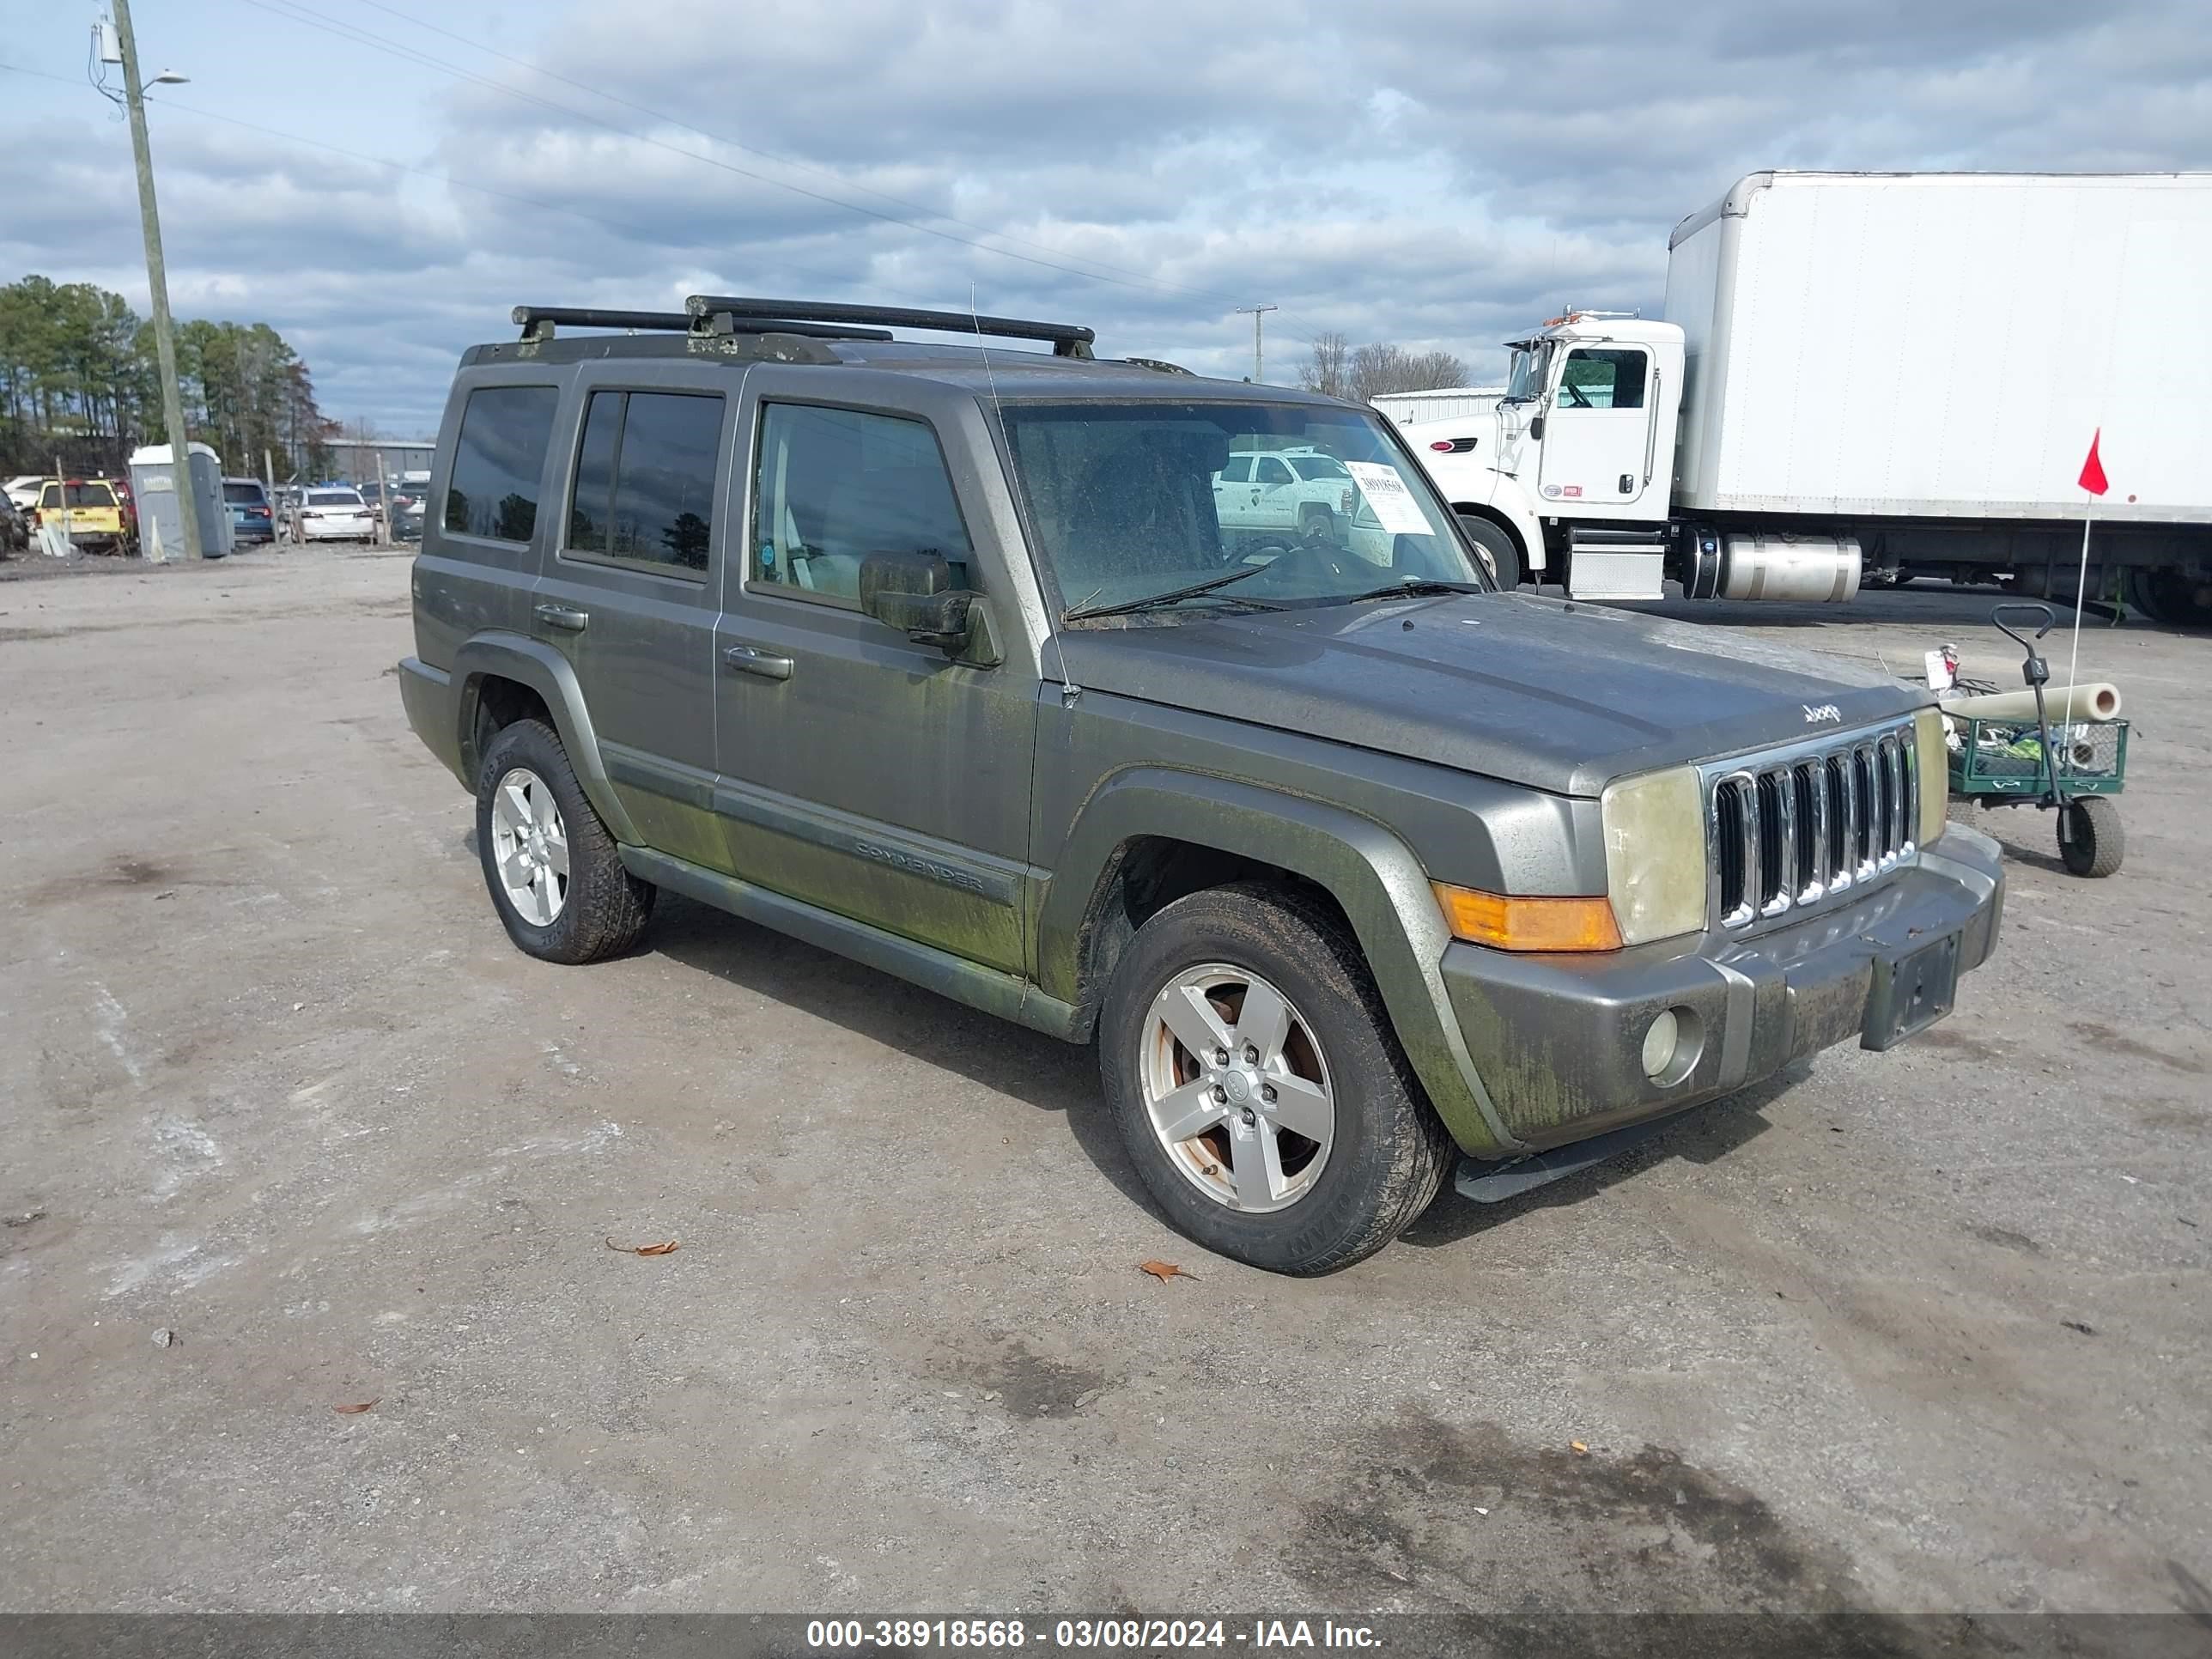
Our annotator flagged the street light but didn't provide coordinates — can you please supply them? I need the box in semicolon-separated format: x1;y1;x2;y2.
94;5;204;562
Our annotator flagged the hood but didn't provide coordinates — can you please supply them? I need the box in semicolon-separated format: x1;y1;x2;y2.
1053;592;1924;797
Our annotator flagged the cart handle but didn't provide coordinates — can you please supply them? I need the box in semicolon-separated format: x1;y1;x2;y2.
1990;601;2056;652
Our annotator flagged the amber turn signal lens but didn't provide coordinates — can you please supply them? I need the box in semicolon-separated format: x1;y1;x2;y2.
1431;882;1625;952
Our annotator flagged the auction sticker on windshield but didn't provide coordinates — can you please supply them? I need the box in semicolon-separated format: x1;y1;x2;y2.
1343;461;1429;534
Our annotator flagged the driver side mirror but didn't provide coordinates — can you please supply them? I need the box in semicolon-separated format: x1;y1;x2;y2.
858;550;979;654
1528;415;1547;441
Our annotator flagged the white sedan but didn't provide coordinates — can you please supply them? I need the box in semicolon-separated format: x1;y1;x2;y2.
289;488;377;542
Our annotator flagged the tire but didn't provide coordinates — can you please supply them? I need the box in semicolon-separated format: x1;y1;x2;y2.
1297;502;1337;541
2057;796;2124;878
2125;567;2212;628
1097;882;1455;1276
475;719;654;963
1456;514;1523;590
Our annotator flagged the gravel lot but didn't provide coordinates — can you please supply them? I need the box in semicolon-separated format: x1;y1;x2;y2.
1;550;2206;1629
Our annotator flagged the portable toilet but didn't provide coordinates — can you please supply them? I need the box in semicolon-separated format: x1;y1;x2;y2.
127;441;232;559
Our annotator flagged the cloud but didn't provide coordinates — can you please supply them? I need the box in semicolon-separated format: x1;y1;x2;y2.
7;0;2209;434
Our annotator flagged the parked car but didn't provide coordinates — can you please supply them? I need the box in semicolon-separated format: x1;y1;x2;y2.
0;492;27;553
107;475;137;547
3;475;45;510
398;295;2002;1276
287;485;375;542
222;477;276;544
30;477;131;554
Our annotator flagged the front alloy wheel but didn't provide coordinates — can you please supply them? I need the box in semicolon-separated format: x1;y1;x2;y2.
489;766;570;925
1141;964;1335;1212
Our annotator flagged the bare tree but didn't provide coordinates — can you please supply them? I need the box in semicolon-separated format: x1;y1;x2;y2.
1350;343;1469;402
1300;333;1468;402
1297;331;1351;399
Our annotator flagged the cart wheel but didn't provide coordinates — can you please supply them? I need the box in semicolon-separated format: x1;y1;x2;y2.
2057;797;2124;878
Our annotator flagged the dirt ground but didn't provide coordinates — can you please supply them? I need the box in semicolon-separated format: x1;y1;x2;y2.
1;549;2206;1626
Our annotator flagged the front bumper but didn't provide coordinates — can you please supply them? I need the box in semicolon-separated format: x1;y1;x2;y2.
1442;826;2004;1154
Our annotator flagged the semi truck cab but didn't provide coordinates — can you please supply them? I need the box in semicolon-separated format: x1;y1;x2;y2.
1412;313;1685;600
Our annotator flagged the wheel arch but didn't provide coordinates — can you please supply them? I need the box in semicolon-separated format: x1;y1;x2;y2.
1037;768;1519;1156
1451;498;1546;576
450;632;641;844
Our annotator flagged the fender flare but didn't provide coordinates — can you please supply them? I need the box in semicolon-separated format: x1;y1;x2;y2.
449;632;641;845
1037;768;1520;1157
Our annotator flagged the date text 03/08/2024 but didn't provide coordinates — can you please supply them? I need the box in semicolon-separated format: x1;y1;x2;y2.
804;1619;1382;1650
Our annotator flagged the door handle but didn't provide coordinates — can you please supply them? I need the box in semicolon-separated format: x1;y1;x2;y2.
722;643;793;682
534;604;589;633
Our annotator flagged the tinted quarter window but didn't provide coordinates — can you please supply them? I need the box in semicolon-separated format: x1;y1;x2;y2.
752;404;973;604
444;385;558;542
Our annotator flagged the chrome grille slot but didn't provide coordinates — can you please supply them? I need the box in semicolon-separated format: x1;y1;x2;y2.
1705;720;1919;933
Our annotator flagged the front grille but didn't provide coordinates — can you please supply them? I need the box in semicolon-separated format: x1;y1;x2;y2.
1708;721;1918;930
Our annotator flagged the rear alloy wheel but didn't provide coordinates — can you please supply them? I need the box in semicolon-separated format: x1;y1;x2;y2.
475;719;655;963
1099;883;1455;1275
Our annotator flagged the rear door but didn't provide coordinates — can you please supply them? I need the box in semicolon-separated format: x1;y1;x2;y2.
712;378;1039;974
530;362;739;871
1539;345;1655;507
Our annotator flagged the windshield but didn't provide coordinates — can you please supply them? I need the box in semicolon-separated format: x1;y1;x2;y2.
1504;342;1549;403
1000;401;1485;618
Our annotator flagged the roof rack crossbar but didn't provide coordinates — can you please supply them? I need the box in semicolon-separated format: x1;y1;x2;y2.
512;307;692;341
684;295;1096;358
510;306;894;344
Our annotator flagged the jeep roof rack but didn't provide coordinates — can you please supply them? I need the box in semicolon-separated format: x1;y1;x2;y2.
510;306;891;343
683;295;1096;358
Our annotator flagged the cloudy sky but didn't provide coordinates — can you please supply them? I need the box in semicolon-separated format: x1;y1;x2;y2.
5;0;2209;434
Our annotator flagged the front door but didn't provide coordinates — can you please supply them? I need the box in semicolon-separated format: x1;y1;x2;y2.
529;368;735;872
713;394;1037;974
1538;345;1654;508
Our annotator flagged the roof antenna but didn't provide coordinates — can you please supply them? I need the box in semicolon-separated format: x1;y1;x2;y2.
970;281;1003;422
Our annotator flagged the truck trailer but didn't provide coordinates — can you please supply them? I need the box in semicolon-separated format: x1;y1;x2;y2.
1407;171;2212;623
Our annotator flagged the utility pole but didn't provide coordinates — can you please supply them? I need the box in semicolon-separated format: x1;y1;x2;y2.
1236;304;1278;384
111;0;203;562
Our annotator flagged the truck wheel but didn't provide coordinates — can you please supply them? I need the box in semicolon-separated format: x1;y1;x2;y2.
2057;797;2124;878
2125;568;2212;627
476;719;655;963
1097;883;1455;1275
1455;514;1522;590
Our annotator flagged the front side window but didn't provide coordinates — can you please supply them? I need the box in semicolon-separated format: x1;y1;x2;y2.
1000;400;1483;620
1556;349;1647;410
444;384;559;543
751;404;974;605
566;391;723;574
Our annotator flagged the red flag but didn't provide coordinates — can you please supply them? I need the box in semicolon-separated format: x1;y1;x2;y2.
2078;429;2109;496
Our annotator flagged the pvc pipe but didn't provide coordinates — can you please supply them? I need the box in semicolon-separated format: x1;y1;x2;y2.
1938;683;2122;723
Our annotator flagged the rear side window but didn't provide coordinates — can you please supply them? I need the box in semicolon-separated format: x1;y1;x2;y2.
751;404;973;605
566;391;724;574
444;385;559;542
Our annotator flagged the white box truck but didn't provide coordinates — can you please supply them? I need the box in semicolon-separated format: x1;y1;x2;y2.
1407;172;2212;623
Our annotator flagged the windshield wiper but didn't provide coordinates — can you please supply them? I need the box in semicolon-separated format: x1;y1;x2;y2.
1341;578;1490;604
1064;563;1283;621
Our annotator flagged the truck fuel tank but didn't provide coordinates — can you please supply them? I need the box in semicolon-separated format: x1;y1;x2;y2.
1687;532;1863;603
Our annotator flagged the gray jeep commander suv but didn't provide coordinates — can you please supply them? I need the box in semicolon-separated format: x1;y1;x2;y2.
399;296;2004;1275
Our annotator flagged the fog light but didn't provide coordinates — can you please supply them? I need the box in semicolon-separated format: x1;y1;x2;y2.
1640;1010;1679;1080
1639;1006;1704;1085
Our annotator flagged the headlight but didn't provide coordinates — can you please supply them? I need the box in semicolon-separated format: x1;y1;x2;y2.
1914;708;1948;850
1601;766;1708;945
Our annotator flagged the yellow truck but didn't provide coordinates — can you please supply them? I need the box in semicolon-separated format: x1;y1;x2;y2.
32;477;133;554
